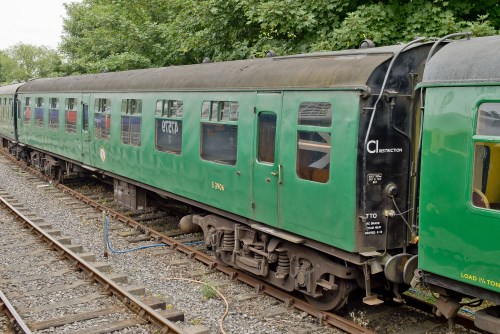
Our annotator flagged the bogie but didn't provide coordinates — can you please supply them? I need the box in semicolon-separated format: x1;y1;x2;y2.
191;214;358;310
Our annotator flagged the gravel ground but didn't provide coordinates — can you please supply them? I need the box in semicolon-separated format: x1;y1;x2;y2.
0;157;342;334
0;185;156;333
0;155;483;334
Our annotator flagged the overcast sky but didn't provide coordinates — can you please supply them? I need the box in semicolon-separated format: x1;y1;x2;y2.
0;0;81;50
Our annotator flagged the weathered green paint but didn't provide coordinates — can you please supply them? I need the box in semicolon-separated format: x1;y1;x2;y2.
0;84;23;142
279;91;359;251
14;43;428;257
420;86;500;294
0;94;16;141
18;93;84;163
252;92;283;227
16;88;360;252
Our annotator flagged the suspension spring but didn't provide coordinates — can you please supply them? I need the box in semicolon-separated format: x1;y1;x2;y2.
222;231;235;249
277;253;290;273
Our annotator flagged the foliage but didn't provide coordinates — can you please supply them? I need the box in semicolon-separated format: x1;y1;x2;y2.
311;1;498;51
0;44;62;84
1;0;497;78
58;0;499;74
200;280;218;300
0;51;4;83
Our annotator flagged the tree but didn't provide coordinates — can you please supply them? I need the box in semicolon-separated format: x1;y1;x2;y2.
0;51;4;83
0;44;62;83
59;0;499;74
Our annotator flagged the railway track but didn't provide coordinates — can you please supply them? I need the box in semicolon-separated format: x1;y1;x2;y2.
0;149;481;334
0;188;185;334
1;289;31;334
0;151;374;334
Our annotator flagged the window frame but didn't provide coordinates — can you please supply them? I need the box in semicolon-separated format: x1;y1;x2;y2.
257;112;278;164
48;97;59;130
295;101;333;184
471;101;500;211
65;97;78;134
120;98;142;146
298;102;332;127
23;97;31;124
200;100;239;165
155;99;184;154
0;98;6;119
94;98;111;140
8;98;13;119
34;97;45;128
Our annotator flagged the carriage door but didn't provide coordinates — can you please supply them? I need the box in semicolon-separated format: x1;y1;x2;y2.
251;92;283;227
81;94;91;165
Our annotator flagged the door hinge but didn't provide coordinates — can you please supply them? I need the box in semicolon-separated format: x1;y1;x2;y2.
251;201;255;209
253;106;256;114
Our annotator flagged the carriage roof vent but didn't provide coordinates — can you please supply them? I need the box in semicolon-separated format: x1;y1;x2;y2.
266;50;278;57
359;39;375;49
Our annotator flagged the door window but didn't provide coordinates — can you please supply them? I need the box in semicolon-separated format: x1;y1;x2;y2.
257;113;277;163
83;103;89;131
472;102;500;210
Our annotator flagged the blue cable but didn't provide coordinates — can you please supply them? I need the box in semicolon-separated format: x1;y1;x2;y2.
461;308;476;316
183;241;204;246
105;216;169;254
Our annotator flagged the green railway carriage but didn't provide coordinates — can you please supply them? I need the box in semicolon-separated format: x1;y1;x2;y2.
0;83;22;146
5;34;500;331
12;42;434;310
418;35;500;330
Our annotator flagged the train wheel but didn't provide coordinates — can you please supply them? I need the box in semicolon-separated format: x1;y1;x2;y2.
304;276;351;311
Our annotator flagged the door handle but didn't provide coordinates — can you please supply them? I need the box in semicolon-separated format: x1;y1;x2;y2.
271;171;277;176
278;164;282;184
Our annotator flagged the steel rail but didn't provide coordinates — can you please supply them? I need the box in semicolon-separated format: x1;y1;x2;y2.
0;289;32;334
64;186;375;334
1;150;374;334
403;294;476;330
0;191;186;334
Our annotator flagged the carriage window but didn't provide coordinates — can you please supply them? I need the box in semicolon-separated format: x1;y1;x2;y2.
200;100;239;165
34;97;44;127
0;98;6;119
65;98;78;133
121;99;142;146
0;98;5;119
155;99;183;154
296;102;332;183
24;97;31;124
472;103;500;210
94;98;111;140
1;98;4;119
297;131;331;183
83;104;89;131
298;102;332;127
48;98;59;130
477;103;500;136
258;113;277;163
201;101;210;119
8;98;13;119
